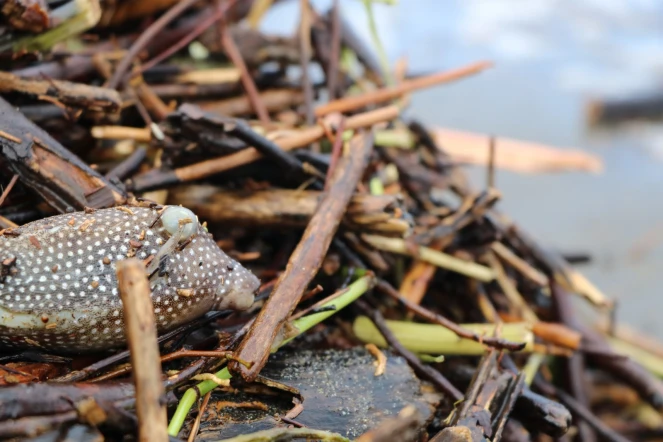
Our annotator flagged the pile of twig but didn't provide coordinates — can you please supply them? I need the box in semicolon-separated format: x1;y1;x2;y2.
0;1;662;442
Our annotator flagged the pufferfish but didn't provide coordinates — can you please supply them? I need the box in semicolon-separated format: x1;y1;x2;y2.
0;203;260;353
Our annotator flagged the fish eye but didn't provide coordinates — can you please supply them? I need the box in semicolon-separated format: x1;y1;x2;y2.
161;206;198;240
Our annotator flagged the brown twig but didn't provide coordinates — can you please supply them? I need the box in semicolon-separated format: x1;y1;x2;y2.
327;0;341;100
324;117;345;190
134;0;239;78
487;135;496;189
314;61;493;117
377;280;526;351
228;132;374;382
188;391;211;442
534;378;632;442
199;89;305;117
356;299;463;401
221;23;270;124
116;258;168;442
168;185;411;236
0;175;19;207
554;283;663;410
106;0;201;89
0;97;126;212
131;105;398;192
491;241;549;287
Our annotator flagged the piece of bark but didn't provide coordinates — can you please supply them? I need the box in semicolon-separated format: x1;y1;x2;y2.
0;382;135;420
0;96;126;212
167;186;412;236
0;72;121;113
228;132;374;382
446;362;571;438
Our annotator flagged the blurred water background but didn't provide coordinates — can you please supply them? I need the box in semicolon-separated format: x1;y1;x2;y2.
260;0;663;337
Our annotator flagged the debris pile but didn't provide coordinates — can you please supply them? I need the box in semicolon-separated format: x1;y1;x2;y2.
0;1;659;441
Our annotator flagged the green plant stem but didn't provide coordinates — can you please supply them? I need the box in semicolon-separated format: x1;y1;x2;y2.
167;274;375;436
353;316;534;355
361;0;394;86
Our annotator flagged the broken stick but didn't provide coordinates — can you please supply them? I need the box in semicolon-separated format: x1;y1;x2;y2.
228;132;374;382
0;96;126;212
116;258;168;442
0;71;122;113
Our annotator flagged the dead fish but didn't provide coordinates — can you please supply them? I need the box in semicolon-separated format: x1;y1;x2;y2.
0;204;260;353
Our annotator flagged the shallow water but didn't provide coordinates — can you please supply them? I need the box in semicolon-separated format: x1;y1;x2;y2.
262;1;663;337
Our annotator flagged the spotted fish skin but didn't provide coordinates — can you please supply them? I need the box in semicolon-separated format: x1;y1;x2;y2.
0;204;260;353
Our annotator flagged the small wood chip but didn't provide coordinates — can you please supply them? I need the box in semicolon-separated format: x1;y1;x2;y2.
178;217;192;227
0;129;21;143
365;343;387;377
129;239;143;249
2;256;16;267
28;236;41;250
176;288;193;297
138;230;146;241
79;218;96;232
45;323;58;330
116;206;135;216
191;373;231;387
67;218;76;226
24;338;41;347
84;207;97;214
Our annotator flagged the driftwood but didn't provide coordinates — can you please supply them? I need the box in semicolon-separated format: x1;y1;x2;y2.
0;71;121;113
167;185;413;236
0;96;126;212
228;132;374;382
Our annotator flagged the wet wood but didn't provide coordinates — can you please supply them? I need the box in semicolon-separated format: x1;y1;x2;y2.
433;127;603;174
0;71;121;113
168;186;412;236
0;96;126;212
131;105;398;192
314;61;492;117
229;132;374;382
196;348;439;440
